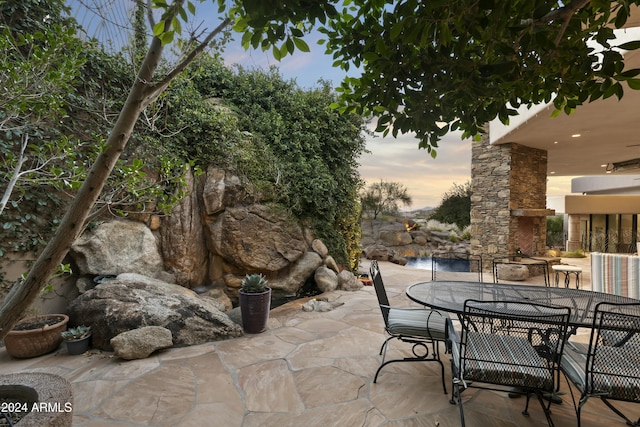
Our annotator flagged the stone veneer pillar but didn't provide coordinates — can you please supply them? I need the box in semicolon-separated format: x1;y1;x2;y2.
566;214;583;252
470;132;551;269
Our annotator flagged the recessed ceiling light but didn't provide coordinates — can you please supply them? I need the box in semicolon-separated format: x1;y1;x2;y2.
553;141;558;144
571;134;581;138
550;171;556;174
601;164;608;167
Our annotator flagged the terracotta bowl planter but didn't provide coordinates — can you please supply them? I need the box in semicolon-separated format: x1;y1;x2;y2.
4;314;69;358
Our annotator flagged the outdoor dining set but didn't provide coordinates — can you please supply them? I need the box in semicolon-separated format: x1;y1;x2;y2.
370;259;640;427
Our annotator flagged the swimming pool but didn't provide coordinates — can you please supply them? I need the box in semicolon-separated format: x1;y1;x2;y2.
405;256;471;272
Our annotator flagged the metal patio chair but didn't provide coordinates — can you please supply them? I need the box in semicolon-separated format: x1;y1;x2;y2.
561;302;640;427
447;299;570;427
370;260;448;393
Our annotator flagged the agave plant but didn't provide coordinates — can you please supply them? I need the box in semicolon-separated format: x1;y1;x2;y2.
240;273;268;293
61;325;91;341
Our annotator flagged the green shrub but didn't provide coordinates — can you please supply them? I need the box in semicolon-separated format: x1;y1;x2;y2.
561;249;586;258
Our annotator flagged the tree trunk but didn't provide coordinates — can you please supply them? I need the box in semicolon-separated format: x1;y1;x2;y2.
0;36;165;339
0;6;234;340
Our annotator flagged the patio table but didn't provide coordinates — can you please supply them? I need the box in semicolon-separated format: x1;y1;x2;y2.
406;281;640;328
408;281;640;408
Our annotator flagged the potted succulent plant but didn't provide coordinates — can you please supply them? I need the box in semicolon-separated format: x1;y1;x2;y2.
238;273;271;334
61;325;91;355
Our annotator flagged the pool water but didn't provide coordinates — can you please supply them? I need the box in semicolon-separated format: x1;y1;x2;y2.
405;257;471;272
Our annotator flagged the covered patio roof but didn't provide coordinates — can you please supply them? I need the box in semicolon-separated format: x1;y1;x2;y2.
489;12;640;178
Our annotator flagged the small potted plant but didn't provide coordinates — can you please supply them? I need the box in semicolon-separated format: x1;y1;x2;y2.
514;248;524;261
61;325;91;355
238;273;271;334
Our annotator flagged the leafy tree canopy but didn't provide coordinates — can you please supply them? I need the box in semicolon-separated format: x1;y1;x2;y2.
360;180;412;219
546;215;565;248
429;181;472;230
231;0;640;154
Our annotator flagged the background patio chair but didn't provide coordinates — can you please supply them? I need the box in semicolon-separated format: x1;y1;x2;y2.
446;299;570;427
561;302;640;427
369;260;448;393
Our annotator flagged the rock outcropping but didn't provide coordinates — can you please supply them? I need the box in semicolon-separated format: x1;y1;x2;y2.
360;218;471;265
69;167;353;303
65;167;364;352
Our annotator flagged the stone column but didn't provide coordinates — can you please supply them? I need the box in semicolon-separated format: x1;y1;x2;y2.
566;214;582;252
471;132;512;269
471;131;550;270
509;144;550;256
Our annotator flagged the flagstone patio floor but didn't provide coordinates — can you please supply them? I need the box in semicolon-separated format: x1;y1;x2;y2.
1;256;637;426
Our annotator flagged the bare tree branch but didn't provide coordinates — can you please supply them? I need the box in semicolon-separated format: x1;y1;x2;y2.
142;18;232;108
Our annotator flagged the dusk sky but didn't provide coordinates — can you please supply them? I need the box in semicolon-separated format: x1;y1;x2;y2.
70;0;573;209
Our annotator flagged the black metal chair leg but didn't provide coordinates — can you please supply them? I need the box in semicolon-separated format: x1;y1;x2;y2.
601;398;640;426
374;353;447;393
379;336;393;356
455;382;466;427
522;393;532;416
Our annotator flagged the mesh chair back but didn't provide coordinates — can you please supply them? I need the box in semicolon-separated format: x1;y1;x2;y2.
369;260;448;391
459;299;570;392
586;302;640;402
370;260;390;325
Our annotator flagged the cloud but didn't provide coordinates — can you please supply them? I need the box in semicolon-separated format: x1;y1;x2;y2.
358;117;573;209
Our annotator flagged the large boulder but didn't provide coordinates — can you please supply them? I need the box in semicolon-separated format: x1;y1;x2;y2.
161;167;208;288
266;251;324;296
311;239;328;258
315;266;339;292
379;229;413;246
67;273;243;351
206;204;307;271
201;166;252;215
496;264;529;281
363;244;393;261
70;220;163;277
362;244;407;265
338;270;362;291
111;326;173;360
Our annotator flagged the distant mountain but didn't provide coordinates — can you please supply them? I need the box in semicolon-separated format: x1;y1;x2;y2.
402;207;435;219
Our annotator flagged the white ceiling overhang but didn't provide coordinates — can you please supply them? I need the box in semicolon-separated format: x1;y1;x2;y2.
488;15;640;178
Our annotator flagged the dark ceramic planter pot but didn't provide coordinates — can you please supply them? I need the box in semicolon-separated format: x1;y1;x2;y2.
239;288;271;334
64;334;91;355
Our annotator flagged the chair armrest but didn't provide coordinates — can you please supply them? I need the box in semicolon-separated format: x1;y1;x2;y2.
445;317;460;354
384;306;448;321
